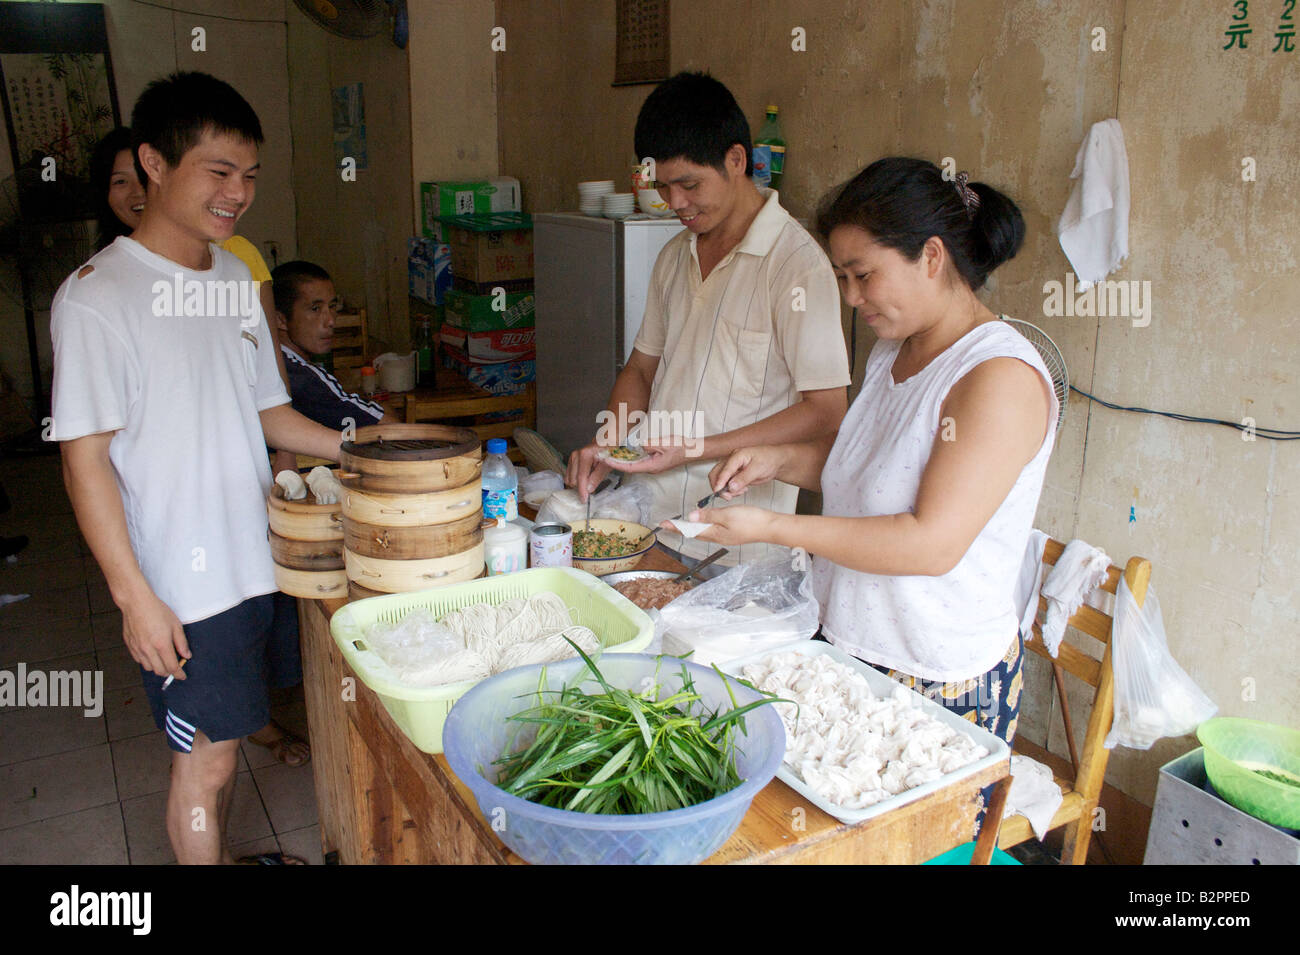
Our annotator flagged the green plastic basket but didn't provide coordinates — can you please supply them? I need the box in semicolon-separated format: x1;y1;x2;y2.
1196;717;1300;829
329;567;653;753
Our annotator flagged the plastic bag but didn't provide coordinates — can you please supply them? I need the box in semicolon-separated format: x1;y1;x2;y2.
520;470;564;508
657;553;820;667
364;609;489;687
535;483;653;527
1104;577;1217;750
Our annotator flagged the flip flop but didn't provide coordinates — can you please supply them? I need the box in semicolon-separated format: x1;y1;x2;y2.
236;852;306;865
248;725;311;768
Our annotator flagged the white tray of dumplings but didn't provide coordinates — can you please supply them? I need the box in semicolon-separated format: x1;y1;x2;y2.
725;640;1010;825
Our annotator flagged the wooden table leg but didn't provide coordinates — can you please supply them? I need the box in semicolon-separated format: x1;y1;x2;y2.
969;775;1013;865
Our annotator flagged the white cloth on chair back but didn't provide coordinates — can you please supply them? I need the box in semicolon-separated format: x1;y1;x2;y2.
1039;539;1112;657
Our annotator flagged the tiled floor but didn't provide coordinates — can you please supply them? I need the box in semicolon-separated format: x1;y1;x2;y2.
0;450;323;864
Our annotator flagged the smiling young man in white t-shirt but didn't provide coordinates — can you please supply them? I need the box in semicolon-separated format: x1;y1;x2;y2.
51;72;341;865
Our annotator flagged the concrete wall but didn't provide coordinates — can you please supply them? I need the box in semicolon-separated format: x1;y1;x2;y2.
286;3;412;348
407;0;499;232
494;0;1299;805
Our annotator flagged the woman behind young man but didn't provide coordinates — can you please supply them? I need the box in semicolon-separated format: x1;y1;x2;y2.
685;157;1057;746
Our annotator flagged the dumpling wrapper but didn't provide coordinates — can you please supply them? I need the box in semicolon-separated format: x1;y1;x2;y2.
667;518;712;538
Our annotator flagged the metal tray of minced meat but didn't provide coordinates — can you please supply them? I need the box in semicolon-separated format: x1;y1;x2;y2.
725;640;1010;825
599;570;695;610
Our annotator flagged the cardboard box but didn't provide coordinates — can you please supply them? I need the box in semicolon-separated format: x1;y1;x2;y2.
444;288;535;332
439;213;534;290
451;275;534;295
440;324;535;362
420;178;521;237
408;237;451;305
441;344;535;396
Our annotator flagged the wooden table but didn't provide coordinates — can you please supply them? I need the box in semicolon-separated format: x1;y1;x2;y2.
298;549;1010;864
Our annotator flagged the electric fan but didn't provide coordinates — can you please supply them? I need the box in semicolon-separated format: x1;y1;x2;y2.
1003;318;1068;434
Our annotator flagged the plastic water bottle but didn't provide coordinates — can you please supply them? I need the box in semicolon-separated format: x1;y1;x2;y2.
481;438;518;522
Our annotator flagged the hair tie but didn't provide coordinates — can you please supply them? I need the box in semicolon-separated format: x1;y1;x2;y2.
954;171;981;217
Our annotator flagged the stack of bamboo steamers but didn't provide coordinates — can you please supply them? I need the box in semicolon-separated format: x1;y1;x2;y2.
267;424;486;600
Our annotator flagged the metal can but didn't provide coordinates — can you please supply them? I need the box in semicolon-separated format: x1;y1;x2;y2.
529;522;572;568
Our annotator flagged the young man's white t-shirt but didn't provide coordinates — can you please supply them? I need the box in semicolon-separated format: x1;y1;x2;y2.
50;237;291;624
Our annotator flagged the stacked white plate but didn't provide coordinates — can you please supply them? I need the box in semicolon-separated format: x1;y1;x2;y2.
601;192;636;218
578;180;615;216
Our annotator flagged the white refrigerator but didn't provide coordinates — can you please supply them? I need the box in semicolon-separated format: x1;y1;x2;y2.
533;213;684;456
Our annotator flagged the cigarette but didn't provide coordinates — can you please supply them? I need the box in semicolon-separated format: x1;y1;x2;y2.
162;658;187;690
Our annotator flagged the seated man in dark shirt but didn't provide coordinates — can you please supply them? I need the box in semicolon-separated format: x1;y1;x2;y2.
270;260;392;442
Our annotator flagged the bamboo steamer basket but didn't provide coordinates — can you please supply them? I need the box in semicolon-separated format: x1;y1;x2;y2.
344;542;485;594
348;579;390;601
347;563;488;602
274;564;348;600
342;480;481;528
343;510;483;560
266;482;344;542
339;424;481;494
269;531;345;571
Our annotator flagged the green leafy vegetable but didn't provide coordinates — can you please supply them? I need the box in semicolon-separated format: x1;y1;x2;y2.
492;642;782;814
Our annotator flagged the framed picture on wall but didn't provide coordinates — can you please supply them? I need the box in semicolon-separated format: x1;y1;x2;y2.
614;0;670;86
0;2;122;223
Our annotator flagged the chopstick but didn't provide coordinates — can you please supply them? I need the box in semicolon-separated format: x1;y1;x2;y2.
672;548;729;582
665;491;720;525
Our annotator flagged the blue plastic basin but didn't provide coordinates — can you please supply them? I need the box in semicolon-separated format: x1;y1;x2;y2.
443;653;785;865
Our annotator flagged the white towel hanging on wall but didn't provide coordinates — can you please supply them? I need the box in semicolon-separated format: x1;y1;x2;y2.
1057;118;1130;290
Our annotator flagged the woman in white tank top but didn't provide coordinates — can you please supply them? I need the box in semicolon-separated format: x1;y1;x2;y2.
671;158;1057;746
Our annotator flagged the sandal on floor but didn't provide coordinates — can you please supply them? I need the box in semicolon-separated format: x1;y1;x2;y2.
248;725;311;768
237;852;306;865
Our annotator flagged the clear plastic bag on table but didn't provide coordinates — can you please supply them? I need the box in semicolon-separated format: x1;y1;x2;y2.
363;609;489;687
535;482;653;527
1104;577;1217;750
519;470;564;508
657;552;820;667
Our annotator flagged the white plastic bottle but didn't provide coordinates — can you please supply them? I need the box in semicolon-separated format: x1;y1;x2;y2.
483;518;527;575
481;438;518;522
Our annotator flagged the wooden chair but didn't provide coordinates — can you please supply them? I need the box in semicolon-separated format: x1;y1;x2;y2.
994;537;1151;864
330;308;367;394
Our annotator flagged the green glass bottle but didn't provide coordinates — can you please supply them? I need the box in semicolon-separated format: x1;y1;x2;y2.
755;105;786;192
